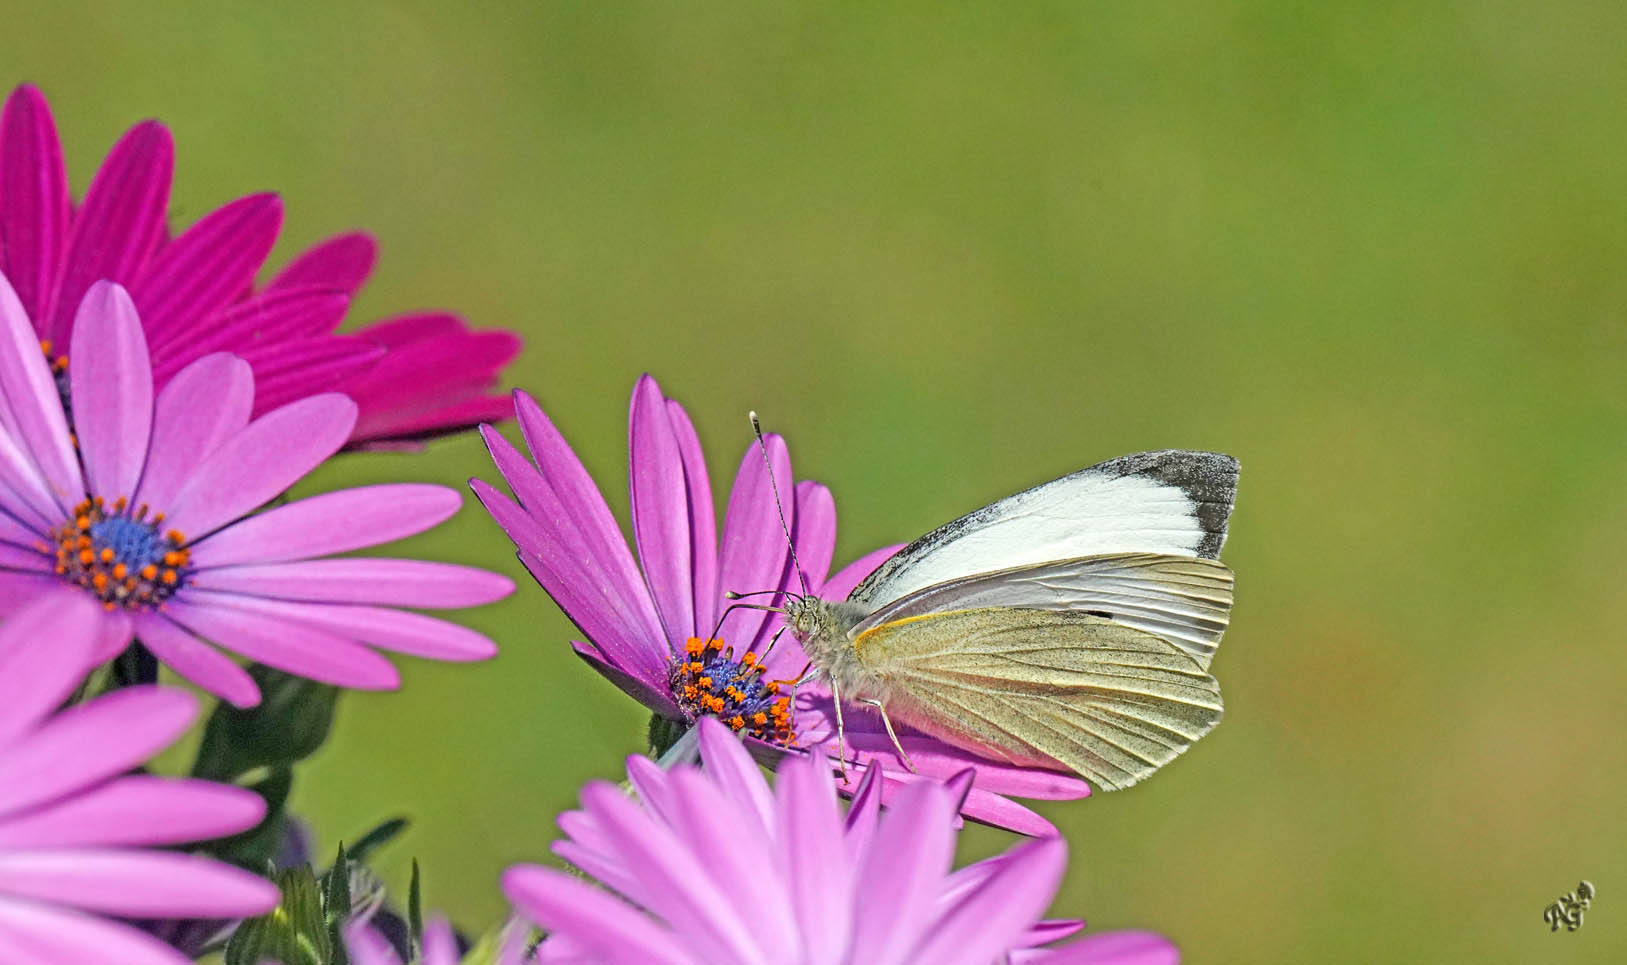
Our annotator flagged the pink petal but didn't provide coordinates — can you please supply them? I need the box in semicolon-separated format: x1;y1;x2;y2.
715;433;793;652
0;85;69;325
161;598;401;690
0;895;192;965
661;399;719;639
163;393;357;540
0;849;277;917
504;865;693;965
130;611;260;708
0;687;196;821
350;393;513;447
791;481;836;594
776;748;853;962
269;232;377;294
88;607;132;663
912;837;1066;965
189;484;462;568
191;558;513;608
46;120;172;345
0;775;263;848
695;717;774;833
69;282;152;499
1033;931;1180;965
0;429;61;531
822;543;903;601
186;592;497;661
0;272;80;512
0;593;101;744
238;335;385;416
848;781;958;965
135;353;254;511
134;193;282;352
629;375;698;644
570;640;682;719
152;288;350;380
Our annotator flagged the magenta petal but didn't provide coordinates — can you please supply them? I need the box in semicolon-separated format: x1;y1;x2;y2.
791;481;836;592
191;558;513;608
0;849;277;917
823;543;904;600
695;717;774;832
0;687;196;821
776;749;853;961
188;594;497;662
0;430;62;531
238;335;386;416
162;598;401;690
190;484;462;568
131;611;260;708
571;641;682;719
135;353;254;511
655;399;719;639
163;393;357;539
0;272;81;511
270;232;377;295
46;120;173;344
153;288;350;380
0;775;263;848
849;781;958;965
0;895;194;965
89;608;132;663
912;837;1066;965
0;85;69;324
628;375;698;644
0;594;102;744
504;866;691;965
1036;931;1180;965
135;193;282;350
69;282;152;499
715;434;793;651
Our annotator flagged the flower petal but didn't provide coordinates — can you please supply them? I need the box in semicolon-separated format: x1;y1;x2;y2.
46;120;172;345
69;282;152;499
184;593;497;662
190;558;513;608
664;398;719;638
0;849;277;917
792;480;836;593
0;775;264;848
135;193;282;351
823;544;903;601
1030;931;1180;965
715;433;793;651
777;748;852;963
0;687;196;821
504;865;694;965
695;716;775;833
848;780;957;965
238;335;385;416
163;393;357;540
130;611;260;708
0;85;69;324
152;288;350;381
189;484;462;568
570;640;682;719
270;232;377;295
0;272;80;512
629;375;698;645
0;895;192;965
0;593;101;744
911;837;1066;965
135;353;254;511
161;598;400;690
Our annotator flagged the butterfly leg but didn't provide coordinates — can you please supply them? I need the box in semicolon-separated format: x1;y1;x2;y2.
829;678;851;783
859;698;917;774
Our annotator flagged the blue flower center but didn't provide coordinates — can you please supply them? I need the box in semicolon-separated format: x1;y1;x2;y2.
667;637;795;744
52;497;190;609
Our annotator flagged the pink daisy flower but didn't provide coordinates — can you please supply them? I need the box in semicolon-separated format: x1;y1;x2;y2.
0;276;514;706
504;717;1179;965
0;84;521;449
471;375;1088;835
0;595;279;965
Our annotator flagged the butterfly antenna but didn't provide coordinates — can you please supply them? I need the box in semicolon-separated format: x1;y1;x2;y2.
750;411;811;597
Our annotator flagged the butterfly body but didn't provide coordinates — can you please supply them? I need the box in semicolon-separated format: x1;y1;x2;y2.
784;450;1239;792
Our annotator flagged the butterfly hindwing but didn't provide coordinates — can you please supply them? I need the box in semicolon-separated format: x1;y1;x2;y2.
847;450;1239;611
852;607;1223;791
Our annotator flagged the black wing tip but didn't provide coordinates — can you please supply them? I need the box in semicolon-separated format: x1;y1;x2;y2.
1090;450;1239;558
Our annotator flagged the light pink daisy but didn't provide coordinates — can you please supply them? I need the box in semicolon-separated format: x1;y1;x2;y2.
472;375;1088;835
504;717;1179;965
0;276;514;706
0;84;521;449
0;595;279;965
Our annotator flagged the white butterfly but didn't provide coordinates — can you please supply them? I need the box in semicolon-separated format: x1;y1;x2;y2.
781;449;1238;792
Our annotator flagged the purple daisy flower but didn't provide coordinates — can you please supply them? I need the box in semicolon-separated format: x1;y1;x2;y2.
0;276;513;706
0;84;521;449
0;595;279;964
503;718;1179;965
345;917;464;965
471;375;1088;835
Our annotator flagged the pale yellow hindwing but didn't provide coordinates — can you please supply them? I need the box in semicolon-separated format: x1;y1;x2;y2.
853;608;1223;791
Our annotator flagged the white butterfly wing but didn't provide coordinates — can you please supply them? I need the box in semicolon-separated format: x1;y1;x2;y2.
850;553;1233;669
848;450;1239;610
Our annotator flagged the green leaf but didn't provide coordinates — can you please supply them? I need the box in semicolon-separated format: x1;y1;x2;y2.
193;665;340;782
225;866;332;965
407;859;423;962
323;842;352;965
347;816;409;863
200;765;293;869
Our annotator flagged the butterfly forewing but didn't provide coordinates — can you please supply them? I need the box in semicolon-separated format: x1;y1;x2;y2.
850;552;1233;670
848;450;1239;611
853;608;1223;791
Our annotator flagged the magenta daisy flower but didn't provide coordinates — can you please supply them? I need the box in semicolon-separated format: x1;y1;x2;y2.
0;84;521;449
0;276;513;706
471;375;1088;835
503;718;1178;965
0;595;279;964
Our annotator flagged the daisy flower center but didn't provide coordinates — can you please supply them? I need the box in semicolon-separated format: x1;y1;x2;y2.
51;497;190;609
667;637;795;744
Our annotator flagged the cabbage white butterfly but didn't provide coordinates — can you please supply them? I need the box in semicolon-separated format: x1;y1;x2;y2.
758;417;1237;793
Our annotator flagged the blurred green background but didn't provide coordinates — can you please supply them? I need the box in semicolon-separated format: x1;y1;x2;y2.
6;2;1625;961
